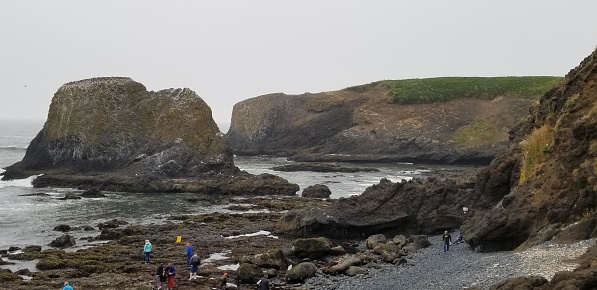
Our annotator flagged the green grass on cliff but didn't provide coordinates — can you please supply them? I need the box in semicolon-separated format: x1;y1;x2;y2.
453;117;502;146
346;76;562;104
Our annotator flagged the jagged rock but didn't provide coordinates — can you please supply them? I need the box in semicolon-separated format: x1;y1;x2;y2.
330;245;346;256
392;235;407;248
291;237;332;259
366;234;387;249
1;77;299;196
248;248;288;270
301;184;332;198
53;224;71;232
236;263;262;284
7;246;20;252
0;258;14;266
373;242;398;255
285;262;316;282
278;176;475;238
49;234;76;248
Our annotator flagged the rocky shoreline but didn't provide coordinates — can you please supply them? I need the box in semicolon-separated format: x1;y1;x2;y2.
1;191;595;290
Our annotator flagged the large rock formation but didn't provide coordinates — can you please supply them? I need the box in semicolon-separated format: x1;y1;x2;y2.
227;80;553;165
277;174;477;238
462;48;597;251
1;77;299;195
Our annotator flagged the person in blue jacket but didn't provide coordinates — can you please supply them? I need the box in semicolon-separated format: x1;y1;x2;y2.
63;281;74;290
144;239;152;264
185;242;194;265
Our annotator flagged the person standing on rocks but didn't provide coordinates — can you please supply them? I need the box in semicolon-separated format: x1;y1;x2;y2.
63;282;74;290
189;252;200;280
185;242;194;266
144;239;153;264
164;262;176;290
156;263;166;290
220;272;228;290
442;231;452;252
257;273;270;290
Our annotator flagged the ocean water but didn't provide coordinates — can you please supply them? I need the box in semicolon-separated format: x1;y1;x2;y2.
0;119;459;255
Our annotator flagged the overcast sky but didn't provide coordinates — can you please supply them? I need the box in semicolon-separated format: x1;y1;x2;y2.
1;1;597;125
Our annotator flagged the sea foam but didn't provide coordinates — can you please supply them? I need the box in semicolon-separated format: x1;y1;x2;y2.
0;174;41;189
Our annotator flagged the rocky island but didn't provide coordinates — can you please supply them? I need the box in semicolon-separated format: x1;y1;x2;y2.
1;77;298;195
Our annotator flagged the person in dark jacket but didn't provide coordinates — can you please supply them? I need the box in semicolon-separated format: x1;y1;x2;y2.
156;263;166;290
189;252;200;280
257;273;270;290
220;272;228;290
442;231;452;252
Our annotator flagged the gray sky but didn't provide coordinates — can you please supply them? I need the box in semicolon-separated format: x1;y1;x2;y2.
1;1;596;125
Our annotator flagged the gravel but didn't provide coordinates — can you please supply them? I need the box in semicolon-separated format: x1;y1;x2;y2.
304;234;595;290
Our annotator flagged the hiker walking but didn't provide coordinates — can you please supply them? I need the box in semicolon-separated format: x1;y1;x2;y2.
442;231;452;252
189;252;200;280
185;242;194;265
144;239;152;264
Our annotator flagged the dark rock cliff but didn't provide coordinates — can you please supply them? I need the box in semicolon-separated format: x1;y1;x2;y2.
227;83;538;165
1;77;299;195
462;48;597;251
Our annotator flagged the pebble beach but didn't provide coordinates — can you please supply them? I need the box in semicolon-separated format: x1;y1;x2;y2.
306;235;594;290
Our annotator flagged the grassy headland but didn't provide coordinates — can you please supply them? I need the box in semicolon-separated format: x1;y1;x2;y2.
346;76;562;104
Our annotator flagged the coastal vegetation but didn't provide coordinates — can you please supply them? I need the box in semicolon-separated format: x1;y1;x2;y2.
519;124;554;184
452;117;503;146
346;76;562;104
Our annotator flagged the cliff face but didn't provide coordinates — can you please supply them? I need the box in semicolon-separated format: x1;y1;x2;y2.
6;77;231;177
462;48;597;251
227;81;542;165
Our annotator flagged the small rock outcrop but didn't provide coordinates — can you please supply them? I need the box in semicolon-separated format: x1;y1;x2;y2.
1;77;299;196
286;262;317;282
301;184;331;198
49;234;76;248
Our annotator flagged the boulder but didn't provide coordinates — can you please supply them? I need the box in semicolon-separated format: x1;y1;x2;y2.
366;234;387;249
23;245;42;253
249;248;288;270
53;224;71;232
291;237;332;259
285;262;317;282
236;263;262;284
301;184;332;198
49;234;76;248
322;255;362;275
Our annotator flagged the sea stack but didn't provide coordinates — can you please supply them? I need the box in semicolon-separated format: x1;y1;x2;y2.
2;77;299;195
